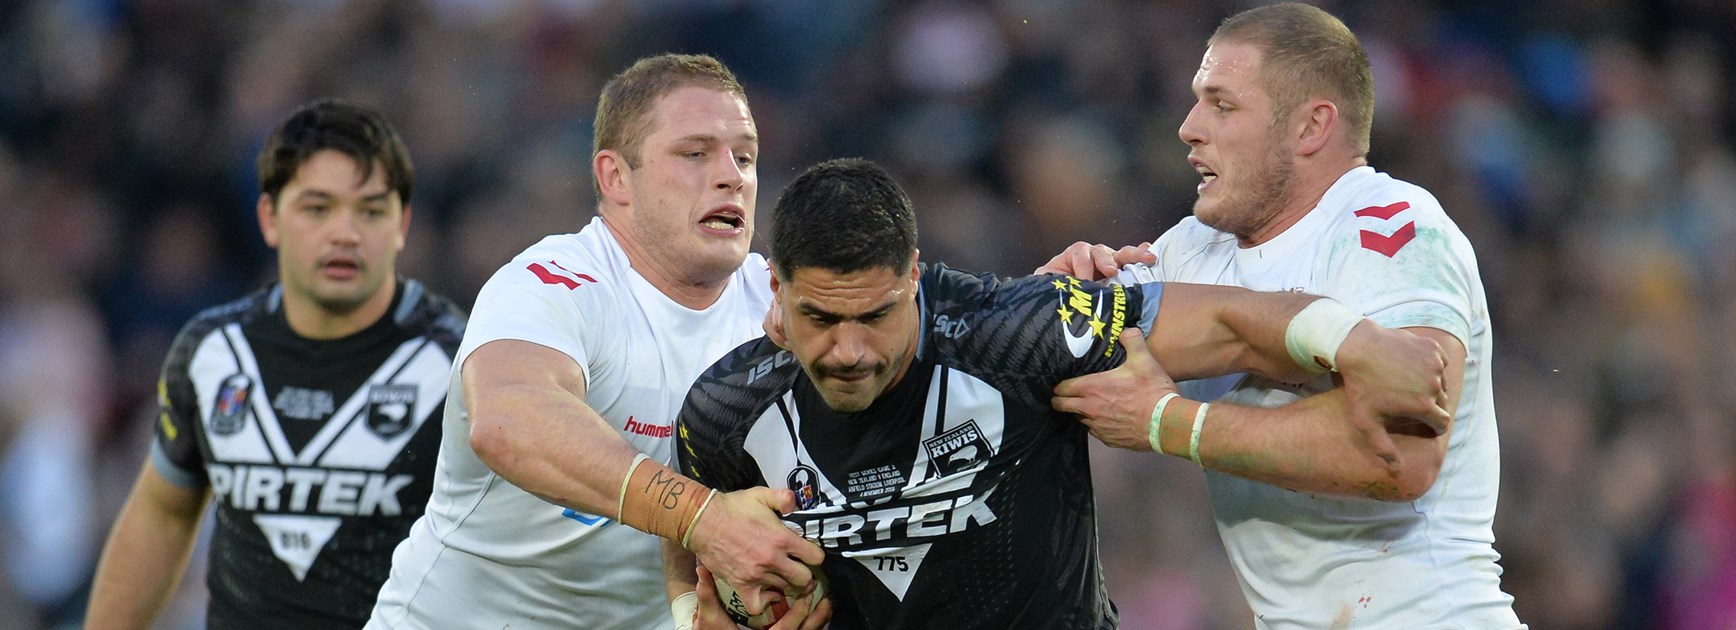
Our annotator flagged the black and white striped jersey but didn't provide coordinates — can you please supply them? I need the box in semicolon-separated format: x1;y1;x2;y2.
677;264;1161;629
152;280;465;629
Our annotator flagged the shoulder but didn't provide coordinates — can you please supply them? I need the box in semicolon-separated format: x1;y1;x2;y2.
476;230;622;313
176;287;273;346
683;337;795;429
1152;216;1237;267
392;279;469;349
161;287;273;375
1320;169;1467;251
920;263;1002;312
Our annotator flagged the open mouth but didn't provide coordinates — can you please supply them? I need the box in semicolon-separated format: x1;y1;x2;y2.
699;206;745;232
1191;157;1218;191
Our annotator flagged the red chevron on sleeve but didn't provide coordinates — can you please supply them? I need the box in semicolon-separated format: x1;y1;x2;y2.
528;262;597;289
1354;201;1410;220
1360;221;1417;257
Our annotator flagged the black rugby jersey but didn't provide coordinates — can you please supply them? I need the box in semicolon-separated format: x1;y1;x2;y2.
152;280;465;629
677;264;1161;629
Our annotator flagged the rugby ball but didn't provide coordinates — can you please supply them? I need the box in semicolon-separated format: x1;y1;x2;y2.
714;566;829;629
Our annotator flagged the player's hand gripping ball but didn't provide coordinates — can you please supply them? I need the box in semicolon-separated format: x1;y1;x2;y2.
714;565;828;629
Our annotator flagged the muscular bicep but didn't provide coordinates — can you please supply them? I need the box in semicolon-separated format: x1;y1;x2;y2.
462;339;589;416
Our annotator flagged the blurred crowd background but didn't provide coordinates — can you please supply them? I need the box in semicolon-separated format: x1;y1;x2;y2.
1;0;1733;628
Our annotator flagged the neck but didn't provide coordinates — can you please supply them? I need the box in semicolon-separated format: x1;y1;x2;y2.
601;211;730;310
1239;160;1363;247
282;280;396;340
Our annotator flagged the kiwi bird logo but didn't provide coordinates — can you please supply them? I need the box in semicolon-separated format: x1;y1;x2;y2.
366;384;419;438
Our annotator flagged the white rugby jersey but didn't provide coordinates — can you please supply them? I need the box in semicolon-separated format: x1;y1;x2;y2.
369;217;774;630
1122;166;1522;628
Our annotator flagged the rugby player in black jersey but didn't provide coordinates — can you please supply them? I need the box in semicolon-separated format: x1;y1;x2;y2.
664;158;1451;629
87;100;466;629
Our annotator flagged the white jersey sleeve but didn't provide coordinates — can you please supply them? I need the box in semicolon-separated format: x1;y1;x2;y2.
1317;193;1477;349
456;244;623;387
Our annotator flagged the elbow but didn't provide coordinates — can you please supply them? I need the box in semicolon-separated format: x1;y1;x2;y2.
468;410;517;474
1367;458;1443;502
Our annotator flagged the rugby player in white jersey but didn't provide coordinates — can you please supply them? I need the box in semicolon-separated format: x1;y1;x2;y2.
1041;3;1524;628
369;54;823;629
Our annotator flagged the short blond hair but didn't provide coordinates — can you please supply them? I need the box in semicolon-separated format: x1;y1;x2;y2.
1211;3;1374;156
592;54;747;196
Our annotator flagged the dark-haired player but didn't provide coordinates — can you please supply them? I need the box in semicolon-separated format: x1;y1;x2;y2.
665;158;1450;628
87;100;466;629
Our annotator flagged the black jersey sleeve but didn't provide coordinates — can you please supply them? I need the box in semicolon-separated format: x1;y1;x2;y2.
394;279;468;354
152;314;221;489
924;265;1157;408
675;337;798;492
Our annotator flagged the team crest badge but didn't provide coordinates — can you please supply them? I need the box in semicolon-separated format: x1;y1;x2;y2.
366;384;418;438
922;420;995;478
787;465;827;510
209;374;252;436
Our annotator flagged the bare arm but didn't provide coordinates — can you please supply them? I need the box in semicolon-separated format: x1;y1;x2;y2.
464;339;642;512
1056;326;1463;500
1143;282;1324;382
86;460;210;629
1176;327;1462;499
465;340;823;595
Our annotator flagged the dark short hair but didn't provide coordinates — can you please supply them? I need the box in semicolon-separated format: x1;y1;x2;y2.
769;158;917;279
256;99;414;205
593;53;747;197
1211;2;1374;157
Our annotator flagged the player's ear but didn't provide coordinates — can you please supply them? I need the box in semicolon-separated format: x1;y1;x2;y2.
257;193;281;248
1295;98;1338;157
908;250;921;281
395;202;413;251
769;267;782;295
594;149;631;208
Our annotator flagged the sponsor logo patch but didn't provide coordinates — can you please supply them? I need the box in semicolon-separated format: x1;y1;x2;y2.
365;384;418;438
210;374;253;436
787;464;828;510
624;416;673;438
922;420;995;478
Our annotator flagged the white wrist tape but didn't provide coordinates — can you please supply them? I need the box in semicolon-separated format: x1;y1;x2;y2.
1189;403;1210;467
1148;392;1181;454
1284;299;1363;373
617;452;650;520
671;591;698;630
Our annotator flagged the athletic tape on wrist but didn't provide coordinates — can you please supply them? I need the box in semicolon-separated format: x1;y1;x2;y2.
619;457;710;542
617;452;650;521
671;591;698;630
1148;392;1181;454
1285;299;1363;373
1189;403;1210;466
680;488;718;549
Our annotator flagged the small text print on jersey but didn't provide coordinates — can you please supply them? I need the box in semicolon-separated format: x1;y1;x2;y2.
784;486;999;551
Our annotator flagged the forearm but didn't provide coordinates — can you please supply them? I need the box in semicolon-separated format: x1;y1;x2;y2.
469;381;646;516
1155;392;1443;500
87;470;208;629
664;539;701;601
1149;284;1324;382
